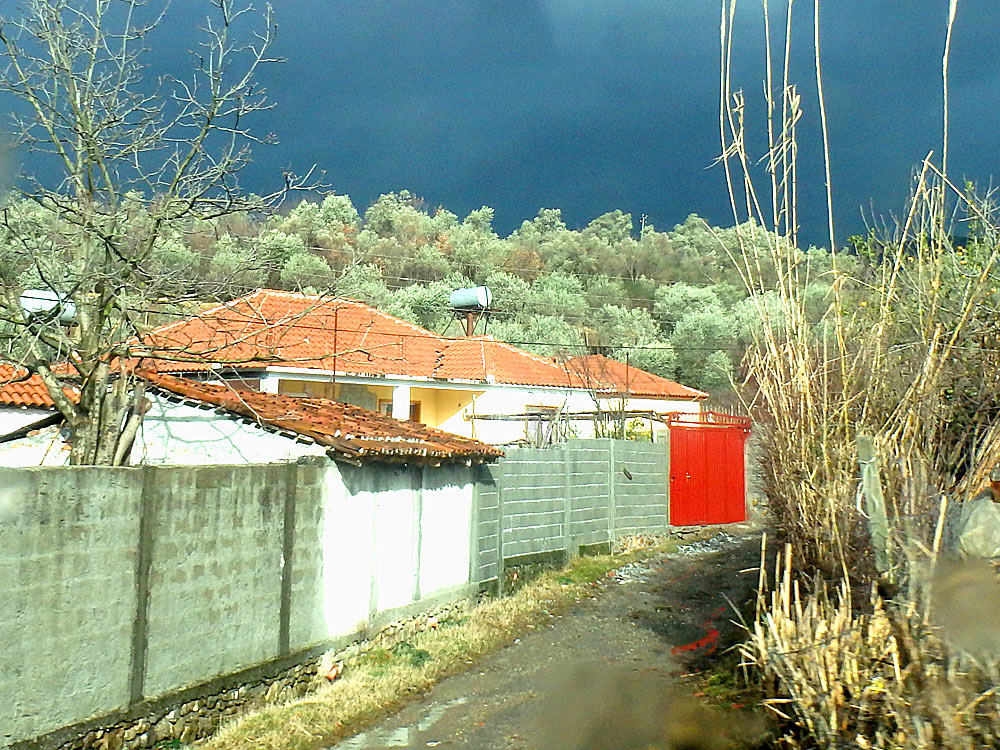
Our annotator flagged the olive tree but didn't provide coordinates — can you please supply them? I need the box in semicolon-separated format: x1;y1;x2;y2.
0;0;317;464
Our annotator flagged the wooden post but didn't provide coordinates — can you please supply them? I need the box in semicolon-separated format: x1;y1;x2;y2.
857;434;892;576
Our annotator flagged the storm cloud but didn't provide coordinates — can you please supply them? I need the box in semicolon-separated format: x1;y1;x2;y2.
12;1;1000;245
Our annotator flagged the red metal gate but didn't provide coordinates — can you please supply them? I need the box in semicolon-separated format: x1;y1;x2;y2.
668;412;751;526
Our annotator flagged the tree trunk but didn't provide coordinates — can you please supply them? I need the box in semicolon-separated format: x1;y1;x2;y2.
68;371;135;466
69;416;122;465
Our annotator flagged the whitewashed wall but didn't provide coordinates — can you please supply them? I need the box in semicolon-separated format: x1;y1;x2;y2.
438;385;701;444
300;464;476;645
134;397;327;464
0;406;53;433
0;396;328;467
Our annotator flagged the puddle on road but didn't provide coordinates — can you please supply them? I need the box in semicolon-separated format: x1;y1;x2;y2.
334;696;469;749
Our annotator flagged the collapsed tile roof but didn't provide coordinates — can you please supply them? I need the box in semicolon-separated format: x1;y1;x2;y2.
138;289;704;398
563;354;708;401
141;371;504;465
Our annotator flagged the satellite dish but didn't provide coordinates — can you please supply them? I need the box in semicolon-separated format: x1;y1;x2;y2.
19;289;77;325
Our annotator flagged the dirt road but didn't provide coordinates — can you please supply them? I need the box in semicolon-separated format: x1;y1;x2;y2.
332;530;764;750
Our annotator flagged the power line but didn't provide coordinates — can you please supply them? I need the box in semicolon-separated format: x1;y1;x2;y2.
100;298;748;353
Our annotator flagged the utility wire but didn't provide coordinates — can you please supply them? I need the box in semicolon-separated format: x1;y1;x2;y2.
69;298;748;353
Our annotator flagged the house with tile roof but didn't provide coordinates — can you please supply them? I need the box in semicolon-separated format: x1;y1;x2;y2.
0;366;502;467
136;289;706;445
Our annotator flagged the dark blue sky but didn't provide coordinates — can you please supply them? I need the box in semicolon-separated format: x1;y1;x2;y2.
9;1;1000;246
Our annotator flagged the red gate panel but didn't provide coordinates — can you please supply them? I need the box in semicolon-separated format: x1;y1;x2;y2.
668;412;751;526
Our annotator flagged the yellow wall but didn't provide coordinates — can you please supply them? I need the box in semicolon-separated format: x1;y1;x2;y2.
274;379;480;429
410;387;480;430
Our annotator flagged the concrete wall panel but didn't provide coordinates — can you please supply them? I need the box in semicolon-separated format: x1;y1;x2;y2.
317;467;376;641
0;468;142;747
142;466;285;698
419;467;473;597
371;469;418;613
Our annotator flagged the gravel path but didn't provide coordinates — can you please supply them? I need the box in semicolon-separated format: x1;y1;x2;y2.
330;529;763;750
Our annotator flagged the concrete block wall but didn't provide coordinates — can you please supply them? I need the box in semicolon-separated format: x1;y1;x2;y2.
566;441;615;548
474;439;670;584
496;447;568;559
2;460;478;749
0;468;143;749
612;441;670;536
472;463;501;584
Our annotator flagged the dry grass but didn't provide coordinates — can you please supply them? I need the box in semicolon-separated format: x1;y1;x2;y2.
718;2;1000;747
742;542;1000;749
202;543;672;750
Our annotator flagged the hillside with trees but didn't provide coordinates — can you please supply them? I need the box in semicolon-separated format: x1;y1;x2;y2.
2;190;854;393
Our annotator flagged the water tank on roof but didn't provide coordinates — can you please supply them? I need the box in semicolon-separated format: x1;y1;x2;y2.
19;289;77;325
449;286;492;311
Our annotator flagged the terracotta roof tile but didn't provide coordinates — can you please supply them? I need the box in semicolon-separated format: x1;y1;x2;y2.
432;337;576;387
140;371;504;465
0;364;78;408
563;355;708;400
139;290;588;389
139;290;443;377
138;290;705;400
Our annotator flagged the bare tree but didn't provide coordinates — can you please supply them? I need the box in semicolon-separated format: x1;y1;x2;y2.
564;353;633;440
0;0;318;464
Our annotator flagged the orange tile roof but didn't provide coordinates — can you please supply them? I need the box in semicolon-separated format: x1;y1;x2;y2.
433;336;577;387
0;364;78;408
141;371;504;465
139;290;443;377
139;290;585;389
138;290;705;400
563;354;708;401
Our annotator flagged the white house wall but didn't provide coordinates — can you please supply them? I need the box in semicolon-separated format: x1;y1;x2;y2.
260;369;703;445
133;396;328;465
438;387;702;445
0;406;54;433
0;425;69;466
0;396;328;467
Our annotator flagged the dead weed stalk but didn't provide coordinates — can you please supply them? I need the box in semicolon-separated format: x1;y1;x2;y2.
721;1;1000;746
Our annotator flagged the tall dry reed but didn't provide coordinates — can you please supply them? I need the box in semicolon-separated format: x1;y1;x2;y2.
718;1;1000;745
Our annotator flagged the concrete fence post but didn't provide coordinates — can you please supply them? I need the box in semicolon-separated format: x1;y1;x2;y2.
277;463;298;656
562;443;574;560
608;439;618;542
411;467;424;603
496;460;507;596
468;469;481;585
128;466;156;706
368;481;380;621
